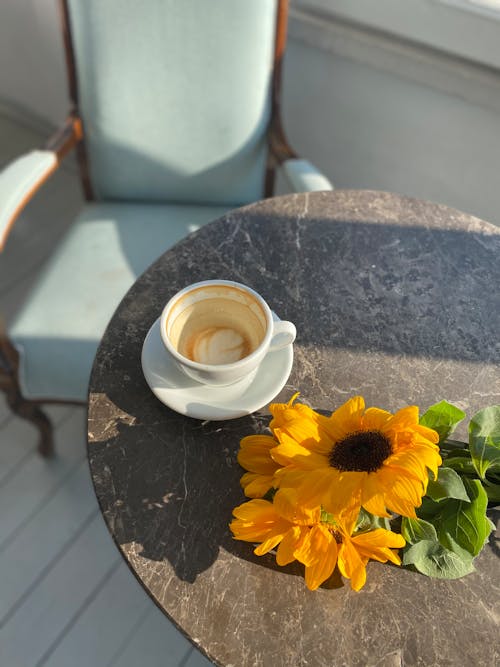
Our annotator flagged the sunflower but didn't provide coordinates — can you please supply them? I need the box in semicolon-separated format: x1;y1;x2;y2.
230;488;405;591
270;395;441;520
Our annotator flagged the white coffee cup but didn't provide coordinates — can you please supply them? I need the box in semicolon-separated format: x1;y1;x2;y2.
160;280;296;387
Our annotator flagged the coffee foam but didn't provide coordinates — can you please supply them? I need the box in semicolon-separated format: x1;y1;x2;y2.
183;326;251;365
167;290;267;366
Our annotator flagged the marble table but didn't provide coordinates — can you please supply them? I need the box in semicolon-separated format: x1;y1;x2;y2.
88;191;500;667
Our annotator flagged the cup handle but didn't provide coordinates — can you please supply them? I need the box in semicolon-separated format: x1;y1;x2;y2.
269;316;296;352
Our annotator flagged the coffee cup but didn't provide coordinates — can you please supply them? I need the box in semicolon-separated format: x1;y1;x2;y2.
160;280;296;387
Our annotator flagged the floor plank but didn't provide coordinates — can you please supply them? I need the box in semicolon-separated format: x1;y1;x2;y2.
0;395;10;426
0;404;73;488
0;459;97;623
0;512;120;667
0;406;85;547
108;602;196;667
41;560;158;667
183;646;216;667
0;417;36;487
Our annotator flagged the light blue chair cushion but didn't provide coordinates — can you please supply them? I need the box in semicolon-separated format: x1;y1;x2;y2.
9;202;231;400
67;0;277;205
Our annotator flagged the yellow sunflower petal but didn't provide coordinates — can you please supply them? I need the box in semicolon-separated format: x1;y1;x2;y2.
273;487;321;525
328;396;366;441
294;469;340;511
374;468;423;517
385;405;420;429
300;525;338;590
270;403;334;456
406;441;442;477
382;465;425;504
322;470;365;518
413;422;440;444
276;468;343;514
304;553;338;591
269;395;315;431
271;431;330;470
334;505;361;536
351;529;405;565
238;435;280;474
230;499;288;542
385;447;438;482
337;537;368;591
360;473;392;518
231;498;274;522
293;528;317;567
272;467;310;488
240;472;275;498
276;525;308;566
352;527;405;550
254;523;292;555
362;407;392;431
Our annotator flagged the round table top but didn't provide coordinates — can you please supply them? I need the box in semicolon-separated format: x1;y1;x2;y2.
88;190;500;667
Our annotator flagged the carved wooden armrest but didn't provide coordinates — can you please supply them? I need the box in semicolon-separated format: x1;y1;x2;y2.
0;115;83;251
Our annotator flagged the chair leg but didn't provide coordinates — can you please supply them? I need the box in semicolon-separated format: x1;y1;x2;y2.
0;332;54;458
6;389;54;457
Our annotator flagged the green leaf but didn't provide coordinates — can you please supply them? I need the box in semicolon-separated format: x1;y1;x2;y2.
439;439;470;462
403;540;475;579
401;517;438;544
420;401;466;443
486;470;500;483
469;406;500;479
439;456;477;475
417;496;442;520
320;508;338;526
426;467;470;502
440;439;471;453
437;479;492;557
483;478;500;503
355;508;391;532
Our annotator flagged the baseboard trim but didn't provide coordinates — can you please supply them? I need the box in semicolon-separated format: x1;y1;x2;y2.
289;6;500;114
0;98;57;138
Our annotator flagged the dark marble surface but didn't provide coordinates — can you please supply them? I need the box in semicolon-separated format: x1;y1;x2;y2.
88;191;500;667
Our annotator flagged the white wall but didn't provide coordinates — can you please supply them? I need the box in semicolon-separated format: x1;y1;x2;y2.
282;36;500;226
0;1;499;226
0;0;68;124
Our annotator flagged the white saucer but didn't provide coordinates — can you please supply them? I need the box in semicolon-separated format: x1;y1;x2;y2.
141;318;294;420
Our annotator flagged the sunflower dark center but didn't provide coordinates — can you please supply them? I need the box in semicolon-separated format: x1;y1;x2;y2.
329;430;392;472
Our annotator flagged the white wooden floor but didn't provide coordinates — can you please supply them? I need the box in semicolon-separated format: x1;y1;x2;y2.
0;112;213;667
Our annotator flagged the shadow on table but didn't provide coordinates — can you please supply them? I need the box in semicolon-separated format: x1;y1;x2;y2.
90;407;348;588
107;207;500;367
161;208;500;366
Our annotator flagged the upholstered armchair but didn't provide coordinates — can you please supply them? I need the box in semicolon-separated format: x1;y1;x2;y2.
0;0;332;457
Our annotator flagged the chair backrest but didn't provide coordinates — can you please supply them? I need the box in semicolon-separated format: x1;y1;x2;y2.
65;0;280;206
